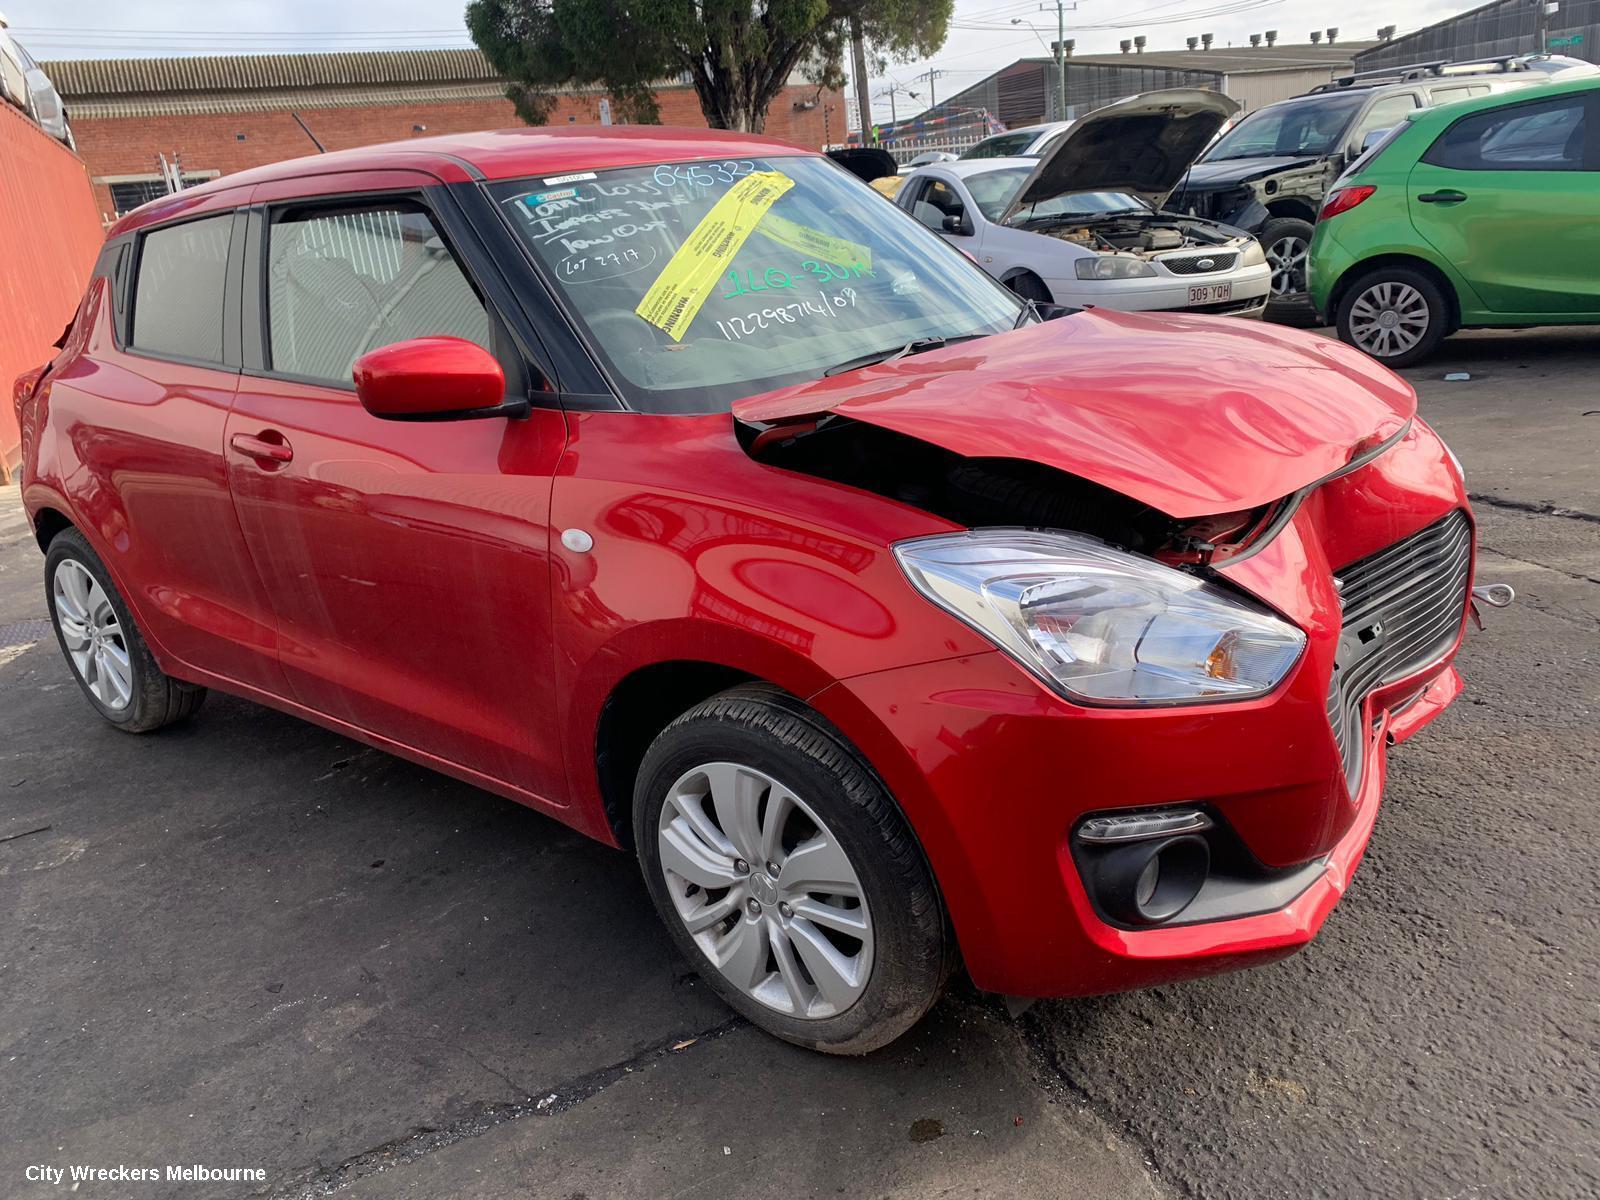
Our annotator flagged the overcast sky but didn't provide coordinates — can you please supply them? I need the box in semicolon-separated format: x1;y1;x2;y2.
12;0;1468;124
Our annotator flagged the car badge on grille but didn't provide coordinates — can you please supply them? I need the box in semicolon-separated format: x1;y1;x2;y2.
1197;258;1215;270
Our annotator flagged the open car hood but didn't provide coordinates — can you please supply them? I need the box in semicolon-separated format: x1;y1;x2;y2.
732;309;1416;520
1000;88;1242;219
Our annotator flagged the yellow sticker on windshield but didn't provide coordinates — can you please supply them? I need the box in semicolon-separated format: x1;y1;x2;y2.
757;213;872;272
635;171;796;341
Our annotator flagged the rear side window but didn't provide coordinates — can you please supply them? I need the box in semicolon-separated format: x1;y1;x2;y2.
1423;95;1590;171
132;216;232;363
1349;94;1419;148
266;204;491;386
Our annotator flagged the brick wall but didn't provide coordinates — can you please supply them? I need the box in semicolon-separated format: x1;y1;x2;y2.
72;85;846;220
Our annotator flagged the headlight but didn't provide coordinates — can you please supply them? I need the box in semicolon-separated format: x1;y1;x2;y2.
1076;255;1156;280
894;530;1306;706
1238;239;1266;267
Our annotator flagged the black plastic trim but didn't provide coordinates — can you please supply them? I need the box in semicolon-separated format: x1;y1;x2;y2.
1069;805;1327;931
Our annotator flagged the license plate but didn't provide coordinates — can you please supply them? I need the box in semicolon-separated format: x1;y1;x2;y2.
1188;283;1232;305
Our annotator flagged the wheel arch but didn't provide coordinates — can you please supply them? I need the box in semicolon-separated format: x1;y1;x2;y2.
30;504;74;553
593;659;762;848
1264;197;1319;223
1329;253;1462;334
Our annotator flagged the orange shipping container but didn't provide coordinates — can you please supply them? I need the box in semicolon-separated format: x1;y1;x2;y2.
0;102;104;480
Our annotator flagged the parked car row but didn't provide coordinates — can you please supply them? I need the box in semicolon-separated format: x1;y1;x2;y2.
869;54;1598;362
1170;53;1595;302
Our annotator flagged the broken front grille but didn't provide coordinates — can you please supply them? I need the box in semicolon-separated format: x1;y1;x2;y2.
1162;251;1239;276
1326;510;1473;790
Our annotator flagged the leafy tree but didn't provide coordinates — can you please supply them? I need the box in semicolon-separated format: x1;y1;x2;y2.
465;0;951;134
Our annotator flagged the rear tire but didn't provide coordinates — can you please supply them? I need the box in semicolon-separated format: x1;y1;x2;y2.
44;528;206;732
1004;271;1052;304
1335;266;1449;368
634;684;954;1055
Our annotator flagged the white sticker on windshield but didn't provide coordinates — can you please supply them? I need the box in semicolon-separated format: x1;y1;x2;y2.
543;172;597;185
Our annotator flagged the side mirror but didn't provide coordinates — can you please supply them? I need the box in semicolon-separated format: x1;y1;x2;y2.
353;336;518;421
942;212;970;236
1359;127;1390;154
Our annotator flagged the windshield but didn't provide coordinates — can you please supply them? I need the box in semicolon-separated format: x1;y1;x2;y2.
961;167;1147;222
493;156;1019;413
1202;93;1365;161
962;131;1038;159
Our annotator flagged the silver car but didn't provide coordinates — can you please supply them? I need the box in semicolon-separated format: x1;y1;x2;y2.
898;90;1270;317
0;17;73;148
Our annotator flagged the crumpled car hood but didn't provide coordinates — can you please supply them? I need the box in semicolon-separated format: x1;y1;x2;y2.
733;310;1416;520
1179;155;1323;190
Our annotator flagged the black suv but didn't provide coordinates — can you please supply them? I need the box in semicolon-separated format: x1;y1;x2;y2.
1169;54;1591;305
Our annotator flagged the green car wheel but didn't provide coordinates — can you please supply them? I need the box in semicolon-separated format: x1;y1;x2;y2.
1335;266;1449;368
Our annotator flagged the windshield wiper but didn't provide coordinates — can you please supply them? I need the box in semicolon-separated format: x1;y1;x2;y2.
824;335;982;377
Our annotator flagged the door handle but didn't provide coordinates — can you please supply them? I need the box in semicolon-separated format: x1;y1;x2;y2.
230;431;294;464
1417;190;1467;204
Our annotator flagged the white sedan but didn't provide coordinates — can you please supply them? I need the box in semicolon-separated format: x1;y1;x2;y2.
897;90;1271;317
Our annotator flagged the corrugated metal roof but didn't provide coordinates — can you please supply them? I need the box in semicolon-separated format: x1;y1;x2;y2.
44;49;500;98
68;82;512;120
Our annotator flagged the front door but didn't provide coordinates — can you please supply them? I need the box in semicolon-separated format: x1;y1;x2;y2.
1407;91;1600;316
225;194;569;806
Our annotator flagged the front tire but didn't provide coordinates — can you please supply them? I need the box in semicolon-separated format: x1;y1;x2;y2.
45;528;206;732
1003;271;1052;304
1335;266;1448;367
1259;217;1315;297
634;685;953;1054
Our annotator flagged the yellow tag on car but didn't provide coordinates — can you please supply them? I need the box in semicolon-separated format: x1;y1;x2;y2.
635;171;795;341
758;213;872;272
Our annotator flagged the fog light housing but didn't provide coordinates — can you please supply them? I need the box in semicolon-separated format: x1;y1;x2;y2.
1075;809;1214;927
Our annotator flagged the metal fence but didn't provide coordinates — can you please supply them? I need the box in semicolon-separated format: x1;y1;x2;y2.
1352;0;1600;70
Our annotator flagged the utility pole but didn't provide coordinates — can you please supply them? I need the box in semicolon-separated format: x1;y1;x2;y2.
850;16;873;142
916;68;944;114
1535;0;1555;52
878;80;914;126
1039;1;1077;119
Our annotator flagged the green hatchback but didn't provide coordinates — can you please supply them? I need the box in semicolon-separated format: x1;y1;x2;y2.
1310;77;1600;365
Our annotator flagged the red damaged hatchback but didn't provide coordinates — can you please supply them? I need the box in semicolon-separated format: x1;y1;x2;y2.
15;129;1481;1053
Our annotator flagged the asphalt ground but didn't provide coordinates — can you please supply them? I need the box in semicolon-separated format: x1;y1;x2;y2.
1;325;1595;1199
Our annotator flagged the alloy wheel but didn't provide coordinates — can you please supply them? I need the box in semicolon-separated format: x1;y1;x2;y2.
1267;235;1309;295
52;559;133;711
656;761;873;1019
1347;281;1431;358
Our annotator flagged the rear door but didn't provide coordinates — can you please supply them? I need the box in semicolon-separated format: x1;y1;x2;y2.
47;207;289;693
1406;90;1600;315
225;182;570;805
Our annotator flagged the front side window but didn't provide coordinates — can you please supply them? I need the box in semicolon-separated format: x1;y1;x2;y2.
266;204;491;386
910;178;968;231
1202;93;1367;161
132;215;232;364
1423;96;1590;171
492;156;1018;413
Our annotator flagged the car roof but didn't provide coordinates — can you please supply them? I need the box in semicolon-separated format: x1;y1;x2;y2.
922;156;1039;179
1402;72;1599;127
108;125;813;236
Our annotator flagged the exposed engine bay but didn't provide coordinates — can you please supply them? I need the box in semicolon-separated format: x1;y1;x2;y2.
1022;214;1242;256
738;415;1282;565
